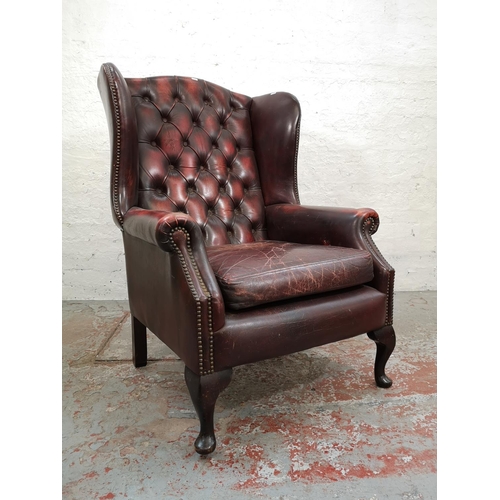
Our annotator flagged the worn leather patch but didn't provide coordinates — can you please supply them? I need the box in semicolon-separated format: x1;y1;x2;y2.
207;241;374;310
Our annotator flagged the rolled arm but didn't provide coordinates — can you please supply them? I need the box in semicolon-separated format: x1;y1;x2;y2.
266;204;395;325
123;208;225;374
124;207;206;252
123;207;224;326
266;204;380;247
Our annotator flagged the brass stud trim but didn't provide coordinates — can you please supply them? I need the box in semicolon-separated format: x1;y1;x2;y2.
293;117;301;204
167;226;215;375
103;64;124;227
362;217;394;326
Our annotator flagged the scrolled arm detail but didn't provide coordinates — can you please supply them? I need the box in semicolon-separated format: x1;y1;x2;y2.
123;207;204;252
364;215;380;236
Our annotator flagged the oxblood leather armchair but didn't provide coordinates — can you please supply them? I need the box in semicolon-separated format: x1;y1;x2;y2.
97;63;396;455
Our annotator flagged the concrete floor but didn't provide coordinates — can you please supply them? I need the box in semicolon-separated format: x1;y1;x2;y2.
62;291;436;499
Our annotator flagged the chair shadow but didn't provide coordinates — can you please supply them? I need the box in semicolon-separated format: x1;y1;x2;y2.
217;350;335;409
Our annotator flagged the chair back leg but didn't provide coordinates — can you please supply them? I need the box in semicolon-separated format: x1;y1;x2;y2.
132;316;147;368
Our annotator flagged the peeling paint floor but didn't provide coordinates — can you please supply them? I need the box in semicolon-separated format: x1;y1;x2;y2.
62;291;436;499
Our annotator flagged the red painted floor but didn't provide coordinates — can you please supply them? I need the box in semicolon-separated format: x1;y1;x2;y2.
62;291;436;499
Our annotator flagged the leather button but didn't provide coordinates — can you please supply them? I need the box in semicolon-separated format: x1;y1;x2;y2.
188;187;194;193
144;96;150;102
207;210;213;215
168;165;174;170
244;188;248;194
183;141;188;146
227;230;232;236
200;165;206;170
234;208;240;214
219;187;225;194
212;143;217;149
151;141;156;146
162;117;168;123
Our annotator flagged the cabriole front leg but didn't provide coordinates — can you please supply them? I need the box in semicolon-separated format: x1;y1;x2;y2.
184;366;233;455
367;325;396;388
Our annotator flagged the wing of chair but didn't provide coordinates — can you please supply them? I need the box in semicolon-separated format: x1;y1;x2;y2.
97;63;396;455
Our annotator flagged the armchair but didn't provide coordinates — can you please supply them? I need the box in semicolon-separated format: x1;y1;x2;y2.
97;63;396;455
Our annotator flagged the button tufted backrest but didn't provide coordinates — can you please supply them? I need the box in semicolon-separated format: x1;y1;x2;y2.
125;76;268;246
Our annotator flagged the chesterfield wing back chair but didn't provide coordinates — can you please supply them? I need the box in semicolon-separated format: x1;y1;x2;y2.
97;63;396;455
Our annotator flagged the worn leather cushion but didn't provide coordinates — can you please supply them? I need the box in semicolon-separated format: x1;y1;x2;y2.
206;241;374;310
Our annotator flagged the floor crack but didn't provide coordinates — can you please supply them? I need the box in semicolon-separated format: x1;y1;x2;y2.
94;311;130;361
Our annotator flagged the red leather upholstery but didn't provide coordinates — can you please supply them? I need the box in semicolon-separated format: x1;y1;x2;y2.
207;241;373;310
250;92;301;205
97;64;139;228
98;63;397;455
125;76;267;246
97;61;396;369
214;286;387;369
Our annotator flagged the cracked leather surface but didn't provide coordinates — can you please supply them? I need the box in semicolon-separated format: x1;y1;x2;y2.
207;241;374;310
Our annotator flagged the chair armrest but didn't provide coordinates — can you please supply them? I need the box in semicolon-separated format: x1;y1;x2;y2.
266;204;380;247
123;208;225;368
124;207;206;252
266;204;395;325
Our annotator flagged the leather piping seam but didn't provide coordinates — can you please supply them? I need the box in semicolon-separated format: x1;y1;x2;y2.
102;64;124;228
362;217;394;326
168;227;214;375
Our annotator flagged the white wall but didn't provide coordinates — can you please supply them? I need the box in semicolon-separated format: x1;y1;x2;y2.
62;0;436;300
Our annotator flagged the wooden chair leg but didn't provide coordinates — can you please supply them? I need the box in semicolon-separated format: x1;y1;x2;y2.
367;325;396;388
132;316;147;368
184;366;233;455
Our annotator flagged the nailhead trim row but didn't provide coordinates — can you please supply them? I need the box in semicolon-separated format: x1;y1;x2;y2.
364;216;379;236
293;118;301;204
103;64;124;227
362;217;394;326
167;227;214;374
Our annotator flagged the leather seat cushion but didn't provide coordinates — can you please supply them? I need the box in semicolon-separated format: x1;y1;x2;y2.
206;241;374;310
